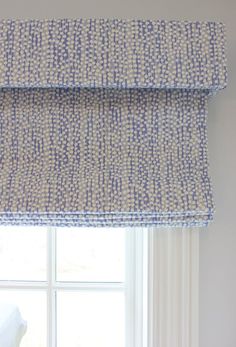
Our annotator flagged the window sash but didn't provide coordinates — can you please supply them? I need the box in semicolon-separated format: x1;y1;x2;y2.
0;228;199;347
0;228;139;347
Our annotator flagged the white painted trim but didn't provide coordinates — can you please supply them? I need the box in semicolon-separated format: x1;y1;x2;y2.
147;228;199;347
134;229;145;347
0;281;124;290
142;228;149;347
47;227;57;347
0;281;47;289
125;228;146;347
125;229;136;347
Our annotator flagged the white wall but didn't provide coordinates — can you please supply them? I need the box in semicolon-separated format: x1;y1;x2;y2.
0;0;235;346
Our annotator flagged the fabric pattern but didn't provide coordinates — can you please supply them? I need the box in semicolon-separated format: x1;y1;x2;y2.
0;19;227;227
0;19;226;90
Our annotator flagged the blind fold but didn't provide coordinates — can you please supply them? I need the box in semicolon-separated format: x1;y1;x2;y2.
0;19;227;227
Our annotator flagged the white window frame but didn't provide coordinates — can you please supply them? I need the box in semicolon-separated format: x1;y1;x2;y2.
0;227;146;347
0;227;199;347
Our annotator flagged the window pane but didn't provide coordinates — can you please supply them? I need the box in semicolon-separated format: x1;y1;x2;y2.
0;290;47;347
57;291;125;347
56;228;125;282
0;226;47;281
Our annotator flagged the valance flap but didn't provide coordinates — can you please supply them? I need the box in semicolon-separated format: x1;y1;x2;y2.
0;19;227;90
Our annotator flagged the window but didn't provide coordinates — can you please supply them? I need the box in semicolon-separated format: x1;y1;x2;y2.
0;226;146;347
0;227;199;347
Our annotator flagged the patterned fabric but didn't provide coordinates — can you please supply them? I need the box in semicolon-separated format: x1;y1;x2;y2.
0;19;227;227
0;19;226;89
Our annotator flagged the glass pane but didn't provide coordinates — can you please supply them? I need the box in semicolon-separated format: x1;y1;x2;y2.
56;228;125;282
0;226;47;281
0;290;47;347
57;291;125;347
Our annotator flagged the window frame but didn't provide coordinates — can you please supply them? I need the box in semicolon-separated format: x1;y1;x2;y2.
0;227;148;347
0;227;199;347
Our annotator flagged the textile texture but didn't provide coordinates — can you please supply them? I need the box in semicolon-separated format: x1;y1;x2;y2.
0;19;227;227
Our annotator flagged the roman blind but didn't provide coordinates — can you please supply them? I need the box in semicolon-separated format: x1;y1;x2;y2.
0;19;227;227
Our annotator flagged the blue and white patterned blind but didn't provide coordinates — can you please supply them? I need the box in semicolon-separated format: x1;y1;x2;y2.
0;19;227;227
